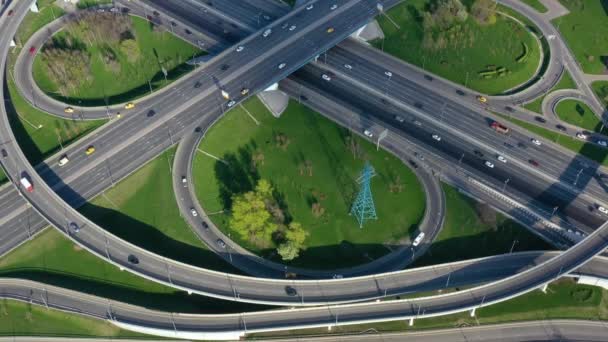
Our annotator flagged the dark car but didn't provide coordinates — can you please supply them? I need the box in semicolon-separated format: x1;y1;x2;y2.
170;21;177;27
556;124;567;132
285;286;298;297
202;221;209;230
153;10;159;16
409;160;418;169
504;106;514;112
529;159;539;167
455;89;465;96
424;74;434;81
1;149;7;158
185;29;192;34
128;254;139;264
216;239;226;249
146;110;155;117
220;64;229;71
503;142;514;149
194;81;202;88
194;126;202;133
414;102;423;109
534;116;546;123
7;9;13;16
473;149;484;157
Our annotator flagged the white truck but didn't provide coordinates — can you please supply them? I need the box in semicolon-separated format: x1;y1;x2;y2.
20;176;33;192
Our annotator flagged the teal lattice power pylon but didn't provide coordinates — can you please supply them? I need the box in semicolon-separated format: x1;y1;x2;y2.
350;162;377;228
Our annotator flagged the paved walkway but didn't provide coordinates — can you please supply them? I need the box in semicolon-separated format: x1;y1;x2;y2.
539;0;569;20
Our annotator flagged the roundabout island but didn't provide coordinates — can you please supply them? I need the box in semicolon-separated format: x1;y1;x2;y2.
191;98;427;269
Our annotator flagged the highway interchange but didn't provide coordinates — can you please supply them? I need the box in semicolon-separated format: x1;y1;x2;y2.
1;0;608;340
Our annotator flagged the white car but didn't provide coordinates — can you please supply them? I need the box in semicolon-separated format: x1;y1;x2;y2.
598;140;608;147
181;176;187;185
394;115;405;123
58;155;69;166
576;132;588;140
332;274;343;279
262;29;272;37
599;206;608;214
306;4;314;10
497;155;507;163
531;138;542;146
289;25;296;31
322;74;331;81
413;120;422;127
384;71;393;77
485;161;495;168
190;208;198;217
235;45;244;52
330;4;338;10
431;134;441;141
227;100;236;108
344;64;352;70
278;62;286;69
412;232;425;247
364;129;373;138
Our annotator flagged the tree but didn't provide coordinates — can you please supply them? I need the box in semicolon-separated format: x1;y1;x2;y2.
120;39;140;63
251;150;265;168
277;222;308;261
471;0;497;25
229;186;276;242
285;222;308;246
277;241;300;261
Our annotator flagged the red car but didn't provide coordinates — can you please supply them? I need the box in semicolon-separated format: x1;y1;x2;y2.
28;46;36;55
529;159;539;167
7;9;14;16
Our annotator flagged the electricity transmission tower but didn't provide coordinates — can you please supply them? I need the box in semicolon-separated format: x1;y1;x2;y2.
350;162;377;228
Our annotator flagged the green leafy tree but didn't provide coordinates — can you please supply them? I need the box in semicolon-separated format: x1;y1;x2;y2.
229;188;276;242
120;39;141;63
471;0;497;25
285;222;308;246
277;241;300;261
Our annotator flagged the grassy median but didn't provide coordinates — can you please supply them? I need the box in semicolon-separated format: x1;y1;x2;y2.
193;98;426;269
373;0;542;94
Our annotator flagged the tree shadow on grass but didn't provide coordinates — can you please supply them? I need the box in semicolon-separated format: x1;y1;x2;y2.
214;146;259;209
78;202;243;275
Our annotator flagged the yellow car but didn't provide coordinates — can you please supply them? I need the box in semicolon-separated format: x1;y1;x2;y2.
124;102;135;109
326;27;335;33
240;88;250;95
85;146;96;156
64;107;74;113
476;96;487;103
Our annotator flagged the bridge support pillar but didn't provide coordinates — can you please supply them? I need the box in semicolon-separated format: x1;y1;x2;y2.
187;290;192;295
350;20;384;42
119;266;124;271
541;283;548;293
327;325;332;331
409;318;414;326
258;83;288;118
30;2;39;13
470;308;476;317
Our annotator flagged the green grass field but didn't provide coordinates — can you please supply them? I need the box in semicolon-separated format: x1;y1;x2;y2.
16;0;65;44
553;0;608;74
6;54;106;166
521;0;548;13
0;299;148;338
414;184;551;266
555;99;605;133
524;70;577;114
193;98;426;269
372;0;542;94
78;147;242;274
33;16;204;105
592;81;608;108
499;114;608;166
252;278;608;338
